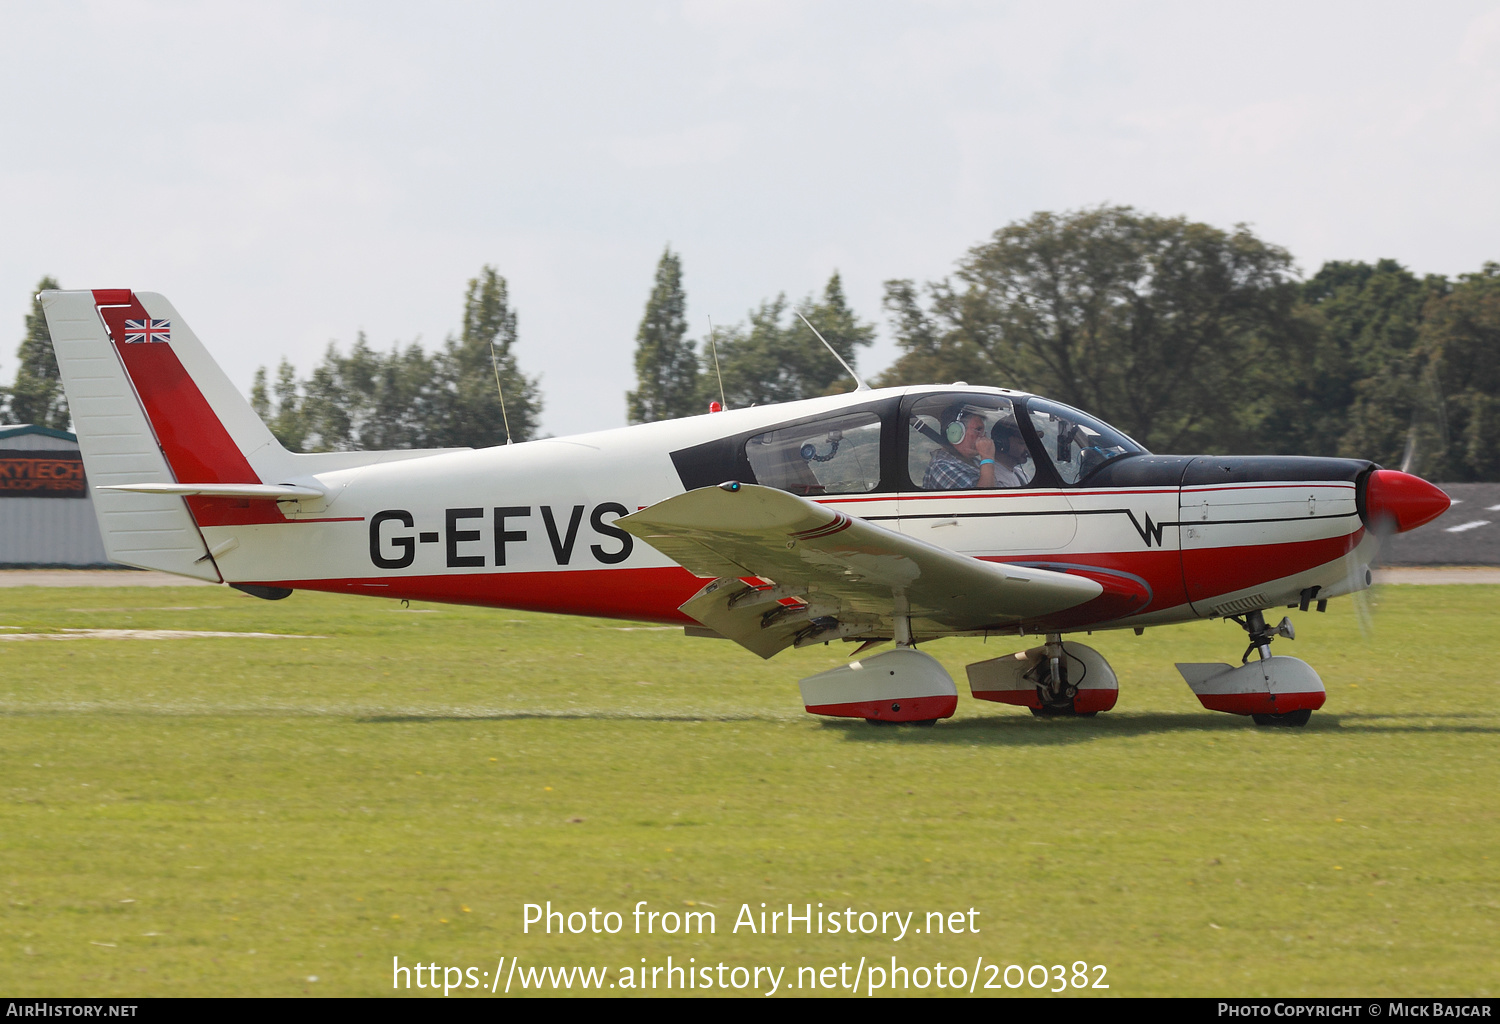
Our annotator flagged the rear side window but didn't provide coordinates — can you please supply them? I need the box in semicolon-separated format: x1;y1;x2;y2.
744;410;883;496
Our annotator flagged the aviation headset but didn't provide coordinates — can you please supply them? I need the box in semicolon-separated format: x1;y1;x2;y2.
941;403;986;444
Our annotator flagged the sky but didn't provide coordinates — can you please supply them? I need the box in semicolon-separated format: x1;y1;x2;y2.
2;0;1497;436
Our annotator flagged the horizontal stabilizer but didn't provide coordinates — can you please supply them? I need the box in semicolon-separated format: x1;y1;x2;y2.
99;482;325;500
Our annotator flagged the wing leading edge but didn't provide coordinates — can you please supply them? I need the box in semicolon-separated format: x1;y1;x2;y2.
618;483;1102;658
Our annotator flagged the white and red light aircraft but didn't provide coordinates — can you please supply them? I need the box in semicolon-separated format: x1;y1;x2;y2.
42;289;1451;727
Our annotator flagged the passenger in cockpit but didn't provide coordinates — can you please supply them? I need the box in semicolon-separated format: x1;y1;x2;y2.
989;420;1034;488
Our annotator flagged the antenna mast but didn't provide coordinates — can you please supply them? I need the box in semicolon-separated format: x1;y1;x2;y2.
706;316;728;410
796;311;869;391
489;341;514;444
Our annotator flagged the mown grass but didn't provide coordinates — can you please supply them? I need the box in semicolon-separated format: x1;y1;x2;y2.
0;584;1496;997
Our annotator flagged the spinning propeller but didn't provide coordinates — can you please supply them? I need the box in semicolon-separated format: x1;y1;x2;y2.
1351;468;1453;635
1353;378;1455;632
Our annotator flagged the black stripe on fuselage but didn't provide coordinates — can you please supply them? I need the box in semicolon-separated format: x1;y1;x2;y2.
862;507;1361;548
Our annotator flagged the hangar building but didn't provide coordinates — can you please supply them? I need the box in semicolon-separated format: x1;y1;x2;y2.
0;424;110;567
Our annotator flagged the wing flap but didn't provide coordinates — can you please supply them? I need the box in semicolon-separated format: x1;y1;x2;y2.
627;532;758;580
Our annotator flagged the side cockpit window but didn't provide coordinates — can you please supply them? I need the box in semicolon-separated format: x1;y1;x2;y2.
1026;398;1144;484
744;410;883;496
907;394;1035;490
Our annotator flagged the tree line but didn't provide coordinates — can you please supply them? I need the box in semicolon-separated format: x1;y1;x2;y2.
632;209;1500;481
627;249;874;420
6;206;1498;479
248;267;541;451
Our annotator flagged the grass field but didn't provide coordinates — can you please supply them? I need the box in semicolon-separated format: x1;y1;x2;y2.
1;583;1496;998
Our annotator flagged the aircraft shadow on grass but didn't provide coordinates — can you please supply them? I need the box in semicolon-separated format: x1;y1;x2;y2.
352;709;1500;743
356;711;791;724
820;711;1500;747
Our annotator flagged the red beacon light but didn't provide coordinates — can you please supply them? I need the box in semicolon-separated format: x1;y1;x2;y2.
708;400;723;413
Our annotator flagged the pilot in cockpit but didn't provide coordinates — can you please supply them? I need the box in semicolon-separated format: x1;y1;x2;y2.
922;402;1033;490
923;405;997;490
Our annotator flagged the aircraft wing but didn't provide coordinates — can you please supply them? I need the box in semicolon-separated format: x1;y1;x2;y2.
618;483;1102;658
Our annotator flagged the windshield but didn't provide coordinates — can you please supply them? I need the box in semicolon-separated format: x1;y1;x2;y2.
1026;398;1145;484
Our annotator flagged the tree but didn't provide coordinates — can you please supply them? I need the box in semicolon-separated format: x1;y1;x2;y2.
248;266;541;451
432;266;542;447
873;207;1302;453
712;272;874;409
874;279;991;389
627;247;699;422
253;339;443;453
251;358;309;452
8;276;69;429
1421;263;1500;480
798;272;877;397
1286;260;1446;465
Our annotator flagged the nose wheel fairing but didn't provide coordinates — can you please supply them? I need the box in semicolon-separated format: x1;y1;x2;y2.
1176;657;1327;717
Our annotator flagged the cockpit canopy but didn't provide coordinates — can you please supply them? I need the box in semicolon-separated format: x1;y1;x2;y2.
671;389;1146;495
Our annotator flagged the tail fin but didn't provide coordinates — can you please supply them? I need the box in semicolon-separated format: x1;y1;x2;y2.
41;289;291;580
87;289;284;482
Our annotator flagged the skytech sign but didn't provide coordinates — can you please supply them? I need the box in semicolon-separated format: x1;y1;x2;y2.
0;449;86;498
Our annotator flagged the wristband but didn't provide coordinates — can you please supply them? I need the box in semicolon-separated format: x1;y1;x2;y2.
979;459;995;466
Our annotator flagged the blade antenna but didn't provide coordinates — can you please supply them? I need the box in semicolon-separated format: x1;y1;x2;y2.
489;340;514;445
796;310;869;391
707;316;728;410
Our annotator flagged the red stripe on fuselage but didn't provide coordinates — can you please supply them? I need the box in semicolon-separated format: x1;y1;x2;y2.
246;566;710;623
245;528;1361;630
1183;529;1363;606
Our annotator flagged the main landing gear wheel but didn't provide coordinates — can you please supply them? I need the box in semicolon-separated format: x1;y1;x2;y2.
967;638;1119;716
1027;635;1095;717
1252;708;1312;727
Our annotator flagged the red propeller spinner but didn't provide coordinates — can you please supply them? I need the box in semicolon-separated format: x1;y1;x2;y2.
1362;469;1451;534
